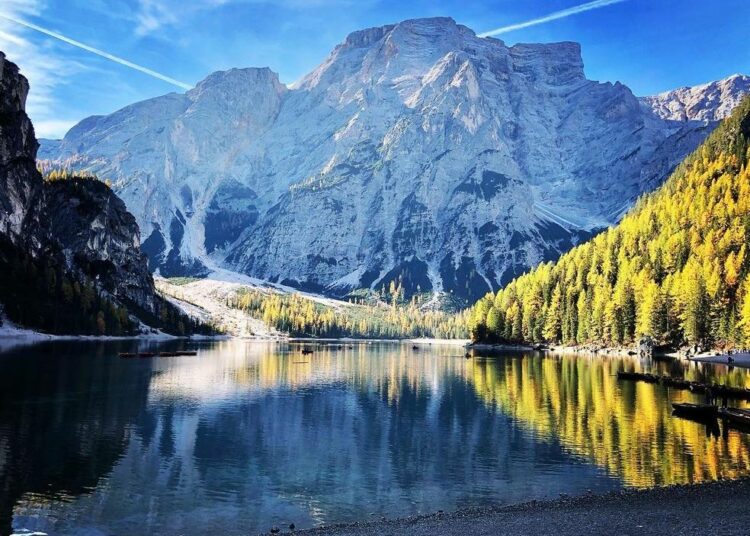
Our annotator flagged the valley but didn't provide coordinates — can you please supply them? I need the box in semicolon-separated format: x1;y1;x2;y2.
4;16;749;342
156;273;468;340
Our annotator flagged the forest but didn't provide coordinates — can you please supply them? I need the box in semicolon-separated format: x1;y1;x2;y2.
0;233;213;336
229;287;468;339
0;168;215;336
0;234;132;335
468;96;750;349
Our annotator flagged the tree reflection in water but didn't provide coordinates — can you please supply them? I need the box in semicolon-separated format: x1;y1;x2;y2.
1;341;749;535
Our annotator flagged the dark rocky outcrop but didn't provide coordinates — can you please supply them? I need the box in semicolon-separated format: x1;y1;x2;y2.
0;52;40;242
34;178;158;313
0;52;203;335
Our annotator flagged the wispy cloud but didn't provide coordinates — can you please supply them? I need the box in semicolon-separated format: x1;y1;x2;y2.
0;11;192;89
132;0;365;37
479;0;627;37
133;0;237;36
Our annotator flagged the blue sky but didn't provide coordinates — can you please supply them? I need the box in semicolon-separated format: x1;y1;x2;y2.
1;0;748;138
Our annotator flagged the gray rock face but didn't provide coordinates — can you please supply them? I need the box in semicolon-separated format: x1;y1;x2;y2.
0;52;158;318
0;52;40;242
37;18;748;303
640;74;750;122
35;178;157;312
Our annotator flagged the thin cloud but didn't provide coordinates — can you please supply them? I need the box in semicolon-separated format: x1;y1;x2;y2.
479;0;627;37
0;12;192;90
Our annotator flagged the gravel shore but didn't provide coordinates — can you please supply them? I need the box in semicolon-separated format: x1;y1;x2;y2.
292;479;750;536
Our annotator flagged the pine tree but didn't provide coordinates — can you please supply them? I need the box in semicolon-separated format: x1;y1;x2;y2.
543;284;563;342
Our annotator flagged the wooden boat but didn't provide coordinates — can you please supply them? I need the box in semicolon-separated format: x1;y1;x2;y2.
718;407;750;427
661;376;691;389
672;402;718;418
616;371;641;381
617;371;659;383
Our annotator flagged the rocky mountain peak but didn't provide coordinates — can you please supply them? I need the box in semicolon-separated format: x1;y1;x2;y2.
189;66;287;97
0;51;40;241
340;23;396;50
641;73;750;121
37;22;747;303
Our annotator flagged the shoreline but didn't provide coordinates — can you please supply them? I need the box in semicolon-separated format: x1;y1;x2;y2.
467;341;749;366
467;341;645;357
0;324;469;347
4;328;745;371
292;478;750;536
0;323;232;343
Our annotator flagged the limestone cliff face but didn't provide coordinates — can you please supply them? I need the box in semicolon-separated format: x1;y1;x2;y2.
39;18;744;303
0;52;161;326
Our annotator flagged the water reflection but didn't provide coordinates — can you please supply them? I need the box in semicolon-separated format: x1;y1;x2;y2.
467;353;750;487
1;341;749;535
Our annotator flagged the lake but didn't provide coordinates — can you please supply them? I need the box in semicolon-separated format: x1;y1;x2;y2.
1;340;749;535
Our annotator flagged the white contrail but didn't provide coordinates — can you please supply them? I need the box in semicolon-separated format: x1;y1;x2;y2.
0;12;192;90
479;0;627;37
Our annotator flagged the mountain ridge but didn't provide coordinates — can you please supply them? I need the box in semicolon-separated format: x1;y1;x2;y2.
640;74;750;122
37;17;749;303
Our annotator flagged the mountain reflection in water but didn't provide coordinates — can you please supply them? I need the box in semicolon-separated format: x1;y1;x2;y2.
1;340;749;535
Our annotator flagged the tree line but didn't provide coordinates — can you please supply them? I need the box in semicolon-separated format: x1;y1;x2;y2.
0;235;134;335
230;288;468;339
469;96;750;349
0;234;216;336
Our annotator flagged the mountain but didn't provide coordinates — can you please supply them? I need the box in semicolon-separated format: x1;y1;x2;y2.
468;95;750;348
38;17;741;303
0;51;206;336
640;74;750;122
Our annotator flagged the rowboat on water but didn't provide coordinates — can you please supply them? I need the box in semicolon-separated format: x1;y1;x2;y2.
616;371;659;383
616;371;642;381
119;350;197;358
718;407;750;427
671;402;718;418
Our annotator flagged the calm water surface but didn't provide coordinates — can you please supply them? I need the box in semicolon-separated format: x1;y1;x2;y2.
1;340;750;535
